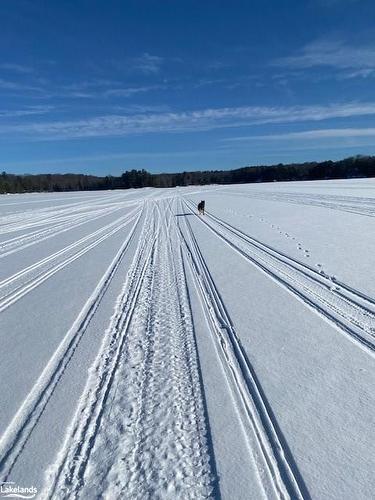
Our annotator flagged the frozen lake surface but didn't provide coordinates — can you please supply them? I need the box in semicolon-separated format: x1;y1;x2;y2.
0;178;375;499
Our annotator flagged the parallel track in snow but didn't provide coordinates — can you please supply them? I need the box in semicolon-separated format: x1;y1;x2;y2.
0;207;141;313
0;204;122;257
43;204;158;498
43;200;213;499
220;190;375;218
0;198;141;258
185;199;375;355
178;200;307;500
0;206;144;482
0;206;142;481
0;192;134;229
0;196;114;233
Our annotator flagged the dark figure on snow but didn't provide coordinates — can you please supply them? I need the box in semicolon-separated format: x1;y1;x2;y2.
198;200;205;215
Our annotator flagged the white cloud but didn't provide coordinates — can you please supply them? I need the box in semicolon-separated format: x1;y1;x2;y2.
0;79;42;92
338;68;375;79
273;39;375;70
0;79;24;90
112;104;170;114
103;85;166;98
0;63;34;73
134;53;164;74
228;128;375;141
113;53;165;75
48;82;166;100
0;106;55;118
6;149;215;168
3;102;375;140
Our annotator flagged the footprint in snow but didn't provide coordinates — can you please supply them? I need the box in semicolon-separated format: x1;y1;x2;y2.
317;265;328;275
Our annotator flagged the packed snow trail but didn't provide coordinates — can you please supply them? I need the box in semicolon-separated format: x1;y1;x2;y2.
42;199;214;499
0;207;141;312
42;197;309;500
221;189;375;218
0;195;140;258
0;208;143;482
177;201;307;500
184;199;375;355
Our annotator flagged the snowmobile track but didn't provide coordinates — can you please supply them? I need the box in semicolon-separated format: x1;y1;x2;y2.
178;200;308;500
0;208;141;312
42;203;159;497
0;208;143;482
221;190;375;218
43;200;214;499
185;199;375;356
0;193;140;257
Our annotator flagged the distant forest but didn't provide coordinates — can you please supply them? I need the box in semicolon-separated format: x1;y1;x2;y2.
1;155;375;194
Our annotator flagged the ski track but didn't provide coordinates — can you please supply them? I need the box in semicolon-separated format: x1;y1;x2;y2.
0;196;118;232
0;193;114;208
0;207;144;482
0;198;141;258
42;199;213;500
219;190;375;218
0;207;142;313
0;204;123;257
185;199;375;356
178;200;307;500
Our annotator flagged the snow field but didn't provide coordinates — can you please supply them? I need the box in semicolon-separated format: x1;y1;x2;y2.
0;180;374;499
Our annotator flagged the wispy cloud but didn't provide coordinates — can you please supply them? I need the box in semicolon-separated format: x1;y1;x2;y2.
57;84;167;100
0;78;43;92
111;104;170;114
273;38;375;71
103;84;166;98
0;63;34;74
338;68;375;80
133;53;164;74
111;53;165;75
227;127;375;141
2;102;375;140
0;76;166;100
61;79;122;91
6;149;214;168
0;105;55;118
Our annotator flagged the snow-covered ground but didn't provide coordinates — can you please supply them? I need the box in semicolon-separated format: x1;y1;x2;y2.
0;179;374;499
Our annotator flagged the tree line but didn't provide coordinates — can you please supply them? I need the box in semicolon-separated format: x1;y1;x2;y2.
1;155;375;194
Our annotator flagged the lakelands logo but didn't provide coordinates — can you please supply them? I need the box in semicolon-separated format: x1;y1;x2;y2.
0;482;37;499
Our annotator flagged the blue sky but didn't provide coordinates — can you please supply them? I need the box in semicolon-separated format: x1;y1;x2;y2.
1;0;375;175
